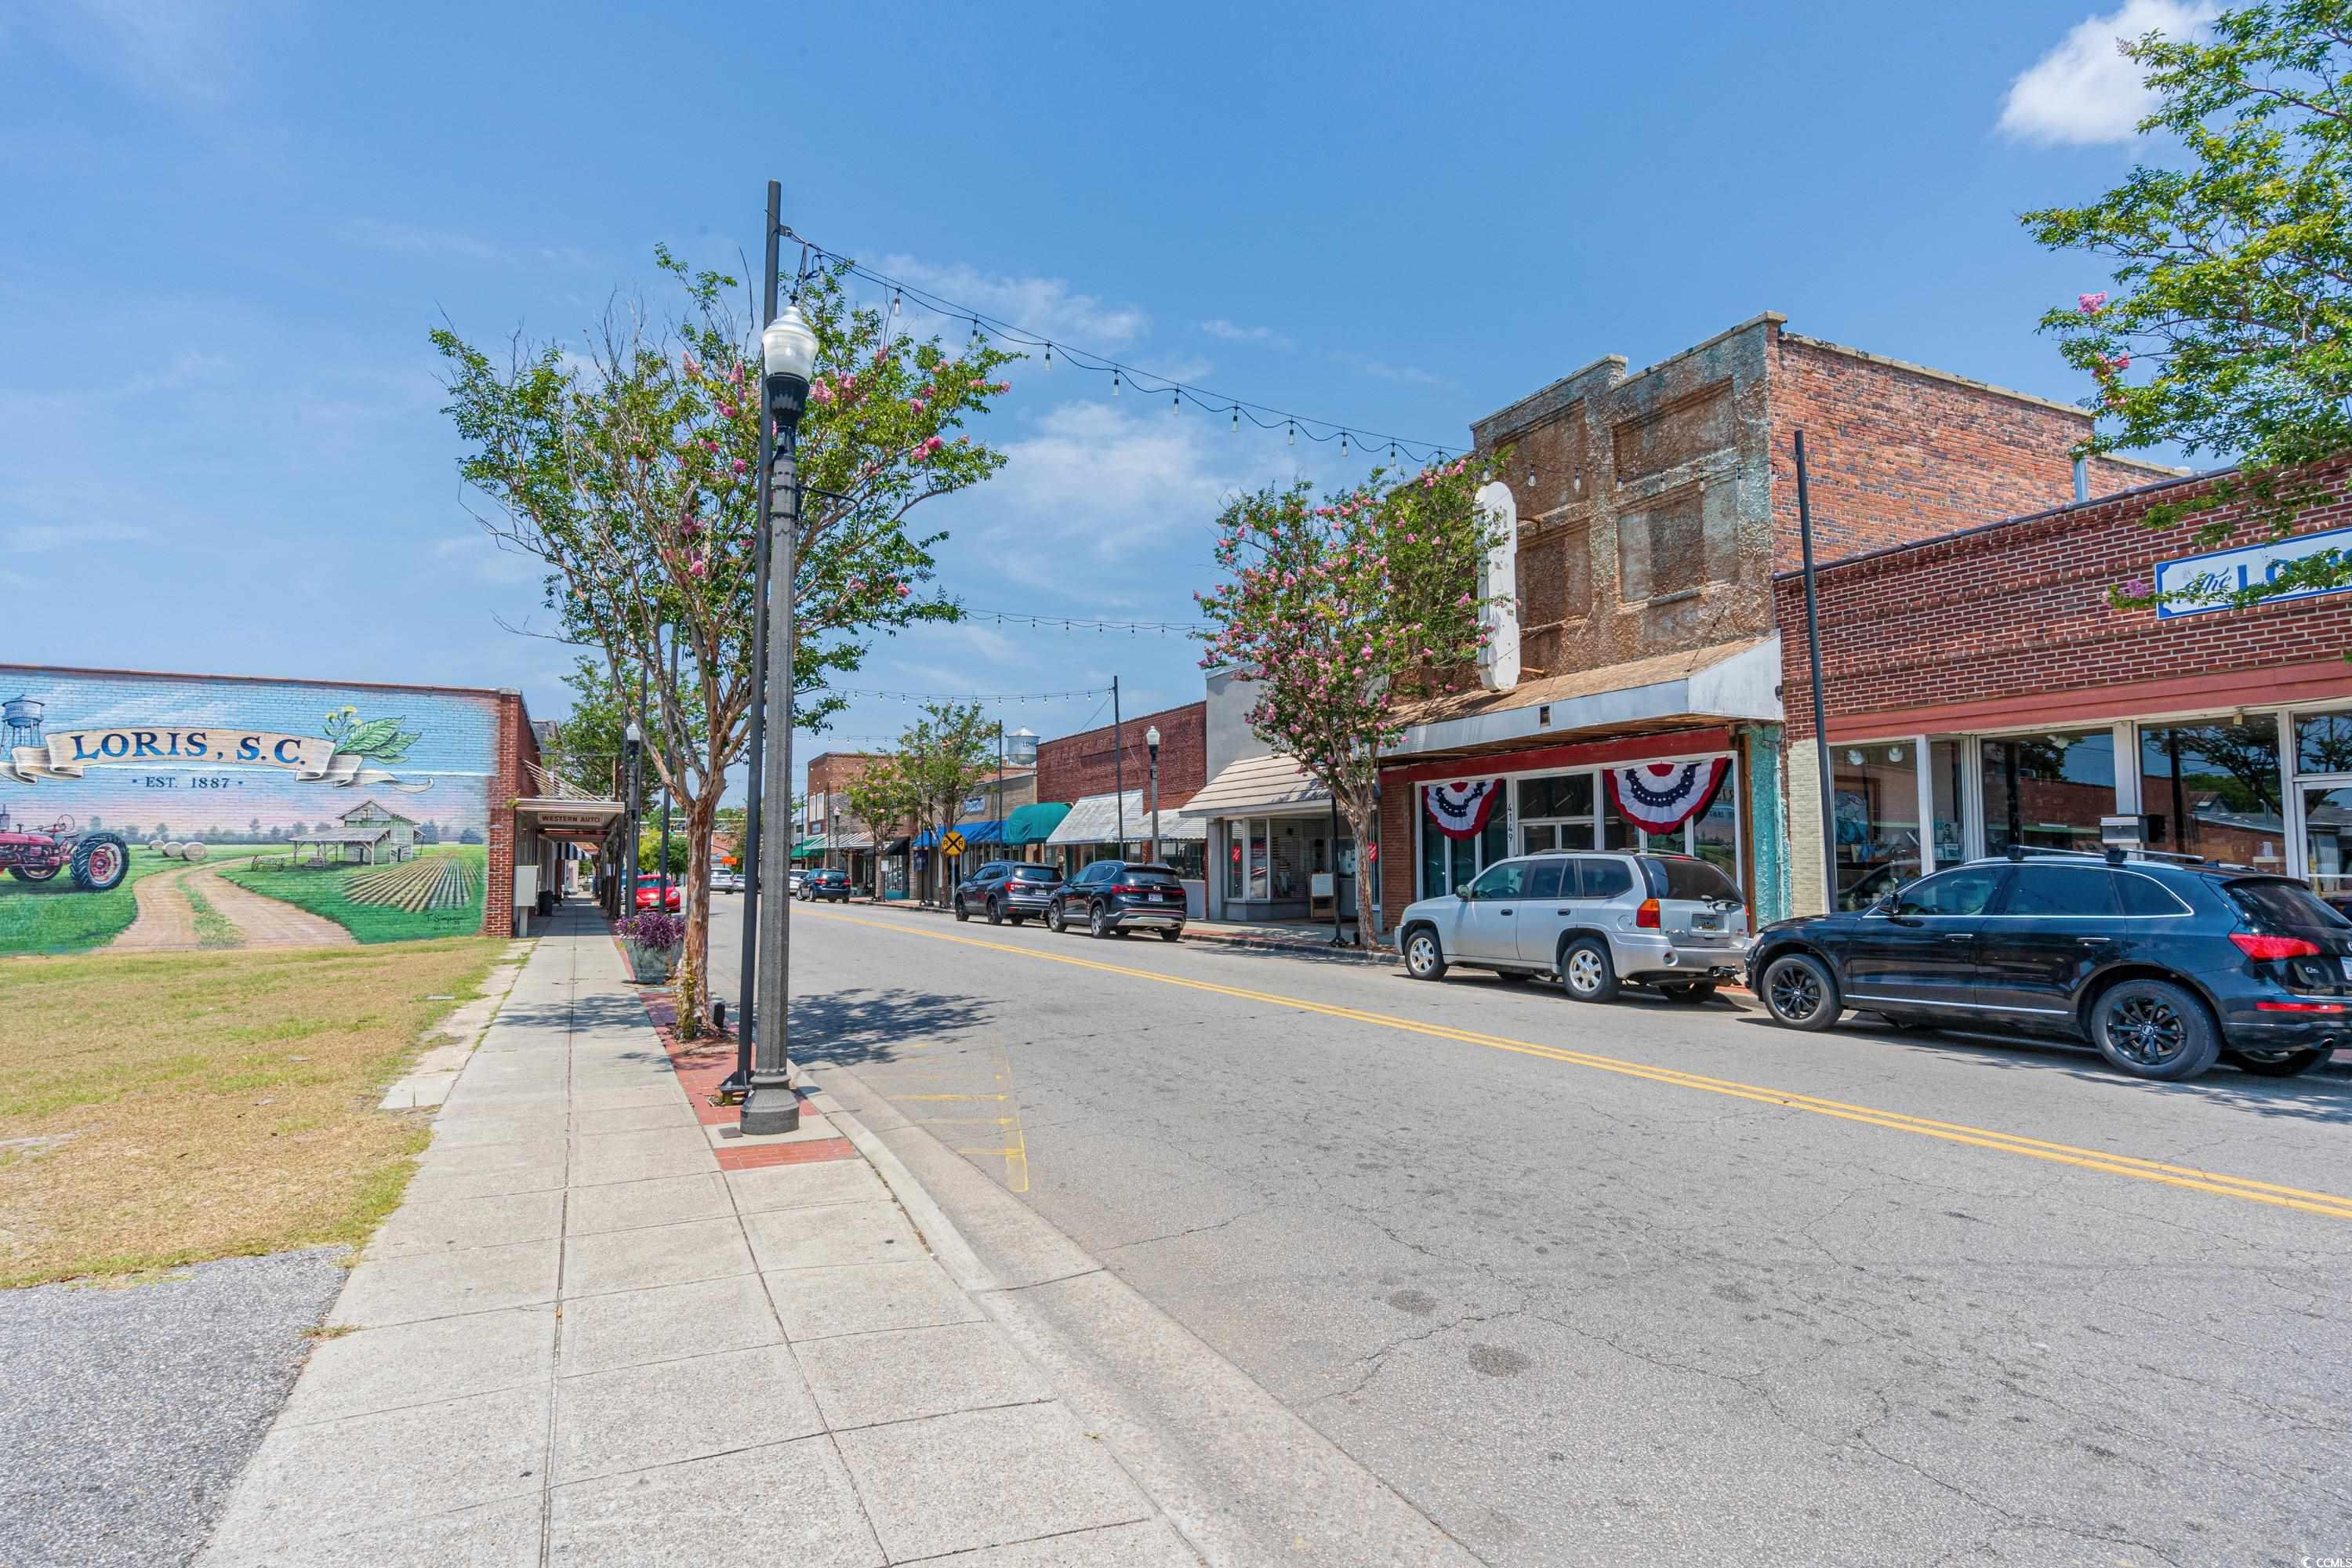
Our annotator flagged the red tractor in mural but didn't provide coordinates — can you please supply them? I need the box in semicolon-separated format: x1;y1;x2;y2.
0;808;130;892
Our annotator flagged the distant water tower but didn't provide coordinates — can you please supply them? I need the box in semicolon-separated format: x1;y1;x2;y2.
2;695;42;751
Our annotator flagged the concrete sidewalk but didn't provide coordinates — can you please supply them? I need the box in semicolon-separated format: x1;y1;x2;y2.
196;902;1197;1567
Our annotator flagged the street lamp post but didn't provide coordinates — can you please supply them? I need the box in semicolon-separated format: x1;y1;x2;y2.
1145;724;1161;864
622;717;642;920
656;624;676;918
741;280;819;1138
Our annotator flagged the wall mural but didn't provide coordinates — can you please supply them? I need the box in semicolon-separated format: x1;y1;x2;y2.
0;669;495;957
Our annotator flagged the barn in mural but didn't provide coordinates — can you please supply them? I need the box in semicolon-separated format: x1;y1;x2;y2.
0;666;575;956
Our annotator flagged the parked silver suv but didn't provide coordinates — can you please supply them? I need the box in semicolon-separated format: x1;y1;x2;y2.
1396;851;1751;1003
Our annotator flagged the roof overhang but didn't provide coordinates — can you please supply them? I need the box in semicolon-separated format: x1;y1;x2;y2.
1389;636;1783;762
514;796;625;844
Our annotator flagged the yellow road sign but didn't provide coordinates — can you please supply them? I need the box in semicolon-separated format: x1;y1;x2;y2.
940;829;967;857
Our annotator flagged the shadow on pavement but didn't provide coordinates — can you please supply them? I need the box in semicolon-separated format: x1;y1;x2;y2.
788;985;997;1067
1730;1012;2352;1125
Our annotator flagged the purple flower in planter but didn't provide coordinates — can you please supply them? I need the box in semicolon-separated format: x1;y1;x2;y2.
627;911;683;948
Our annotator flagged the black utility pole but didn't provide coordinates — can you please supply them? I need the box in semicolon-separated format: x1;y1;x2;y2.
1330;796;1344;944
1794;430;1836;907
1111;676;1124;859
728;179;782;1094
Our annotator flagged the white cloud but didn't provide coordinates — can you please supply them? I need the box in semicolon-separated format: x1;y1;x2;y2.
1201;319;1296;350
1999;0;2214;145
2;522;149;551
877;255;1150;347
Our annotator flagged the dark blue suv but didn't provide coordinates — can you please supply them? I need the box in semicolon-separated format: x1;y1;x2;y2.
1747;848;2352;1081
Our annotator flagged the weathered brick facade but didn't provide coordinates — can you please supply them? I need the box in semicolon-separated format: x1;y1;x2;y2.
1774;459;2352;742
1036;701;1207;806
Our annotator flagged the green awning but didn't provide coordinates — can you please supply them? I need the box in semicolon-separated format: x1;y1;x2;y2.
789;834;827;858
1000;802;1071;846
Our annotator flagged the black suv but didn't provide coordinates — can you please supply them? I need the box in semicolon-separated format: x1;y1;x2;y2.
953;861;1062;925
1046;860;1186;941
1748;848;2352;1081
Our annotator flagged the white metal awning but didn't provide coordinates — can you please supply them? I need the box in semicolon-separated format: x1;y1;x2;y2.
1044;789;1208;847
1179;753;1328;818
1387;635;1783;758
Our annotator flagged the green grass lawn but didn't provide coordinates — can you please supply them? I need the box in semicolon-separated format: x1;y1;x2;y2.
0;842;272;957
219;844;487;944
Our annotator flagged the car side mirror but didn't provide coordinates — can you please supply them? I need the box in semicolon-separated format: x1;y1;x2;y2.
1455;884;1472;900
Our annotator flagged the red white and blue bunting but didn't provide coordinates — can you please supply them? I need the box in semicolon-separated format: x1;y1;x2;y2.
1604;757;1731;834
1425;779;1504;840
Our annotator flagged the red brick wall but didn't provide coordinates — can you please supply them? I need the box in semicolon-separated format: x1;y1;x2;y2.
1766;336;2176;570
1036;701;1207;805
484;691;537;937
1776;460;2352;740
1378;779;1414;927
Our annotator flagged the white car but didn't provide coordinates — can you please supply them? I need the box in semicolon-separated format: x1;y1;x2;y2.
1394;851;1750;1003
712;869;745;894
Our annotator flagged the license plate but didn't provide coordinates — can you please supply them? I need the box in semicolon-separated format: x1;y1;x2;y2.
2339;956;2352;982
1694;913;1722;931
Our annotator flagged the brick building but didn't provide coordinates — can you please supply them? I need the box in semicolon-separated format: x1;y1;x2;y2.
1374;312;2180;934
1776;458;2352;914
1028;700;1209;880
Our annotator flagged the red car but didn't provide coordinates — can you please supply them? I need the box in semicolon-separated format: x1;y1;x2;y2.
634;875;682;912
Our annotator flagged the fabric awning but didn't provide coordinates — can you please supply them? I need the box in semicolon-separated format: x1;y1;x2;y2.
881;836;912;855
1044;790;1208;847
789;835;826;858
957;818;1005;846
1179;753;1327;817
1000;802;1071;845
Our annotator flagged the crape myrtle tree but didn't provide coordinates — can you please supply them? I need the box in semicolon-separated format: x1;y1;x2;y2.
435;251;1013;1034
2026;0;2352;609
1195;459;1505;948
841;755;921;898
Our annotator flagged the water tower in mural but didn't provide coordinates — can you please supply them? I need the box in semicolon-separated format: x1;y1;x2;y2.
2;695;42;752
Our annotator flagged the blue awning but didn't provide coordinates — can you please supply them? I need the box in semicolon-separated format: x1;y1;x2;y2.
914;821;1003;850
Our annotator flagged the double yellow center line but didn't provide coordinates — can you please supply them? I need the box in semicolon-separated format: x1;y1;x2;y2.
806;910;2352;1224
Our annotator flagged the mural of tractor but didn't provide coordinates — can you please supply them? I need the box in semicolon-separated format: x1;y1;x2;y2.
0;807;130;893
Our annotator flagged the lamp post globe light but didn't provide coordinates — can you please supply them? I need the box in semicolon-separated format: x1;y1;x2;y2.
741;295;818;1137
1145;724;1161;866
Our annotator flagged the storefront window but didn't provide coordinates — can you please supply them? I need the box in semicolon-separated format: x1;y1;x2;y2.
2296;709;2352;775
1692;781;1739;887
1981;729;2114;855
2137;717;2284;870
1831;742;1920;911
2303;786;2352;898
1519;771;1594;855
1929;739;1966;869
1246;821;1269;899
1224;823;1247;900
1269;818;1307;899
1420;795;1505;898
1160;840;1206;880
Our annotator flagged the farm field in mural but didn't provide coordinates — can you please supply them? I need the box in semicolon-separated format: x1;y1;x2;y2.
220;844;486;945
1;669;497;956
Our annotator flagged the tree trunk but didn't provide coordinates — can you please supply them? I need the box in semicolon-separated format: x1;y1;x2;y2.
1343;788;1384;952
674;789;720;1039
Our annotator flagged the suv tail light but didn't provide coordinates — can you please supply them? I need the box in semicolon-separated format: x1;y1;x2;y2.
2230;932;2322;960
1635;898;1661;930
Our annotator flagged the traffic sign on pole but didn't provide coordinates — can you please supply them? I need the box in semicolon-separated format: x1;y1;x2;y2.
941;829;966;858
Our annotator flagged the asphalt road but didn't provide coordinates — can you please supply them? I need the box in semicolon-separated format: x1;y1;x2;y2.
705;892;2352;1567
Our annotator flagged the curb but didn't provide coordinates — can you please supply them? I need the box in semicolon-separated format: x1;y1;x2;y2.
845;894;1399;966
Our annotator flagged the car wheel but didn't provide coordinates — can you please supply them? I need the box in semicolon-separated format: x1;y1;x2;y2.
1089;904;1112;938
1047;902;1067;934
2091;978;2220;1080
1559;938;1620;1004
986;898;1003;925
1659;981;1715;1004
1403;927;1446;981
1760;953;1841;1031
2223;1045;2332;1078
953;896;969;923
1160;927;1181;942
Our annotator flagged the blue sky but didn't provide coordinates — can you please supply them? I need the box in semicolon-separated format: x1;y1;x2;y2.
0;0;2203;793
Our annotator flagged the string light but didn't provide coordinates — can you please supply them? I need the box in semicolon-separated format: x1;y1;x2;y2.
1171;387;1179;417
786;227;1456;466
1231;405;1239;433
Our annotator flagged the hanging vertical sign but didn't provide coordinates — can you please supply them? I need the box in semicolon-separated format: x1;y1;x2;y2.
1425;779;1505;840
1475;481;1521;692
1604;758;1730;833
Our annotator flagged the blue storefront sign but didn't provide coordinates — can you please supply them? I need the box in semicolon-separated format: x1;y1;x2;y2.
2154;524;2352;618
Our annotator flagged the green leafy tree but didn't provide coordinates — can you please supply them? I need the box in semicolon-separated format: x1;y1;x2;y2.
2025;0;2352;608
435;251;1011;1032
842;756;921;897
884;703;999;905
1195;460;1504;946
